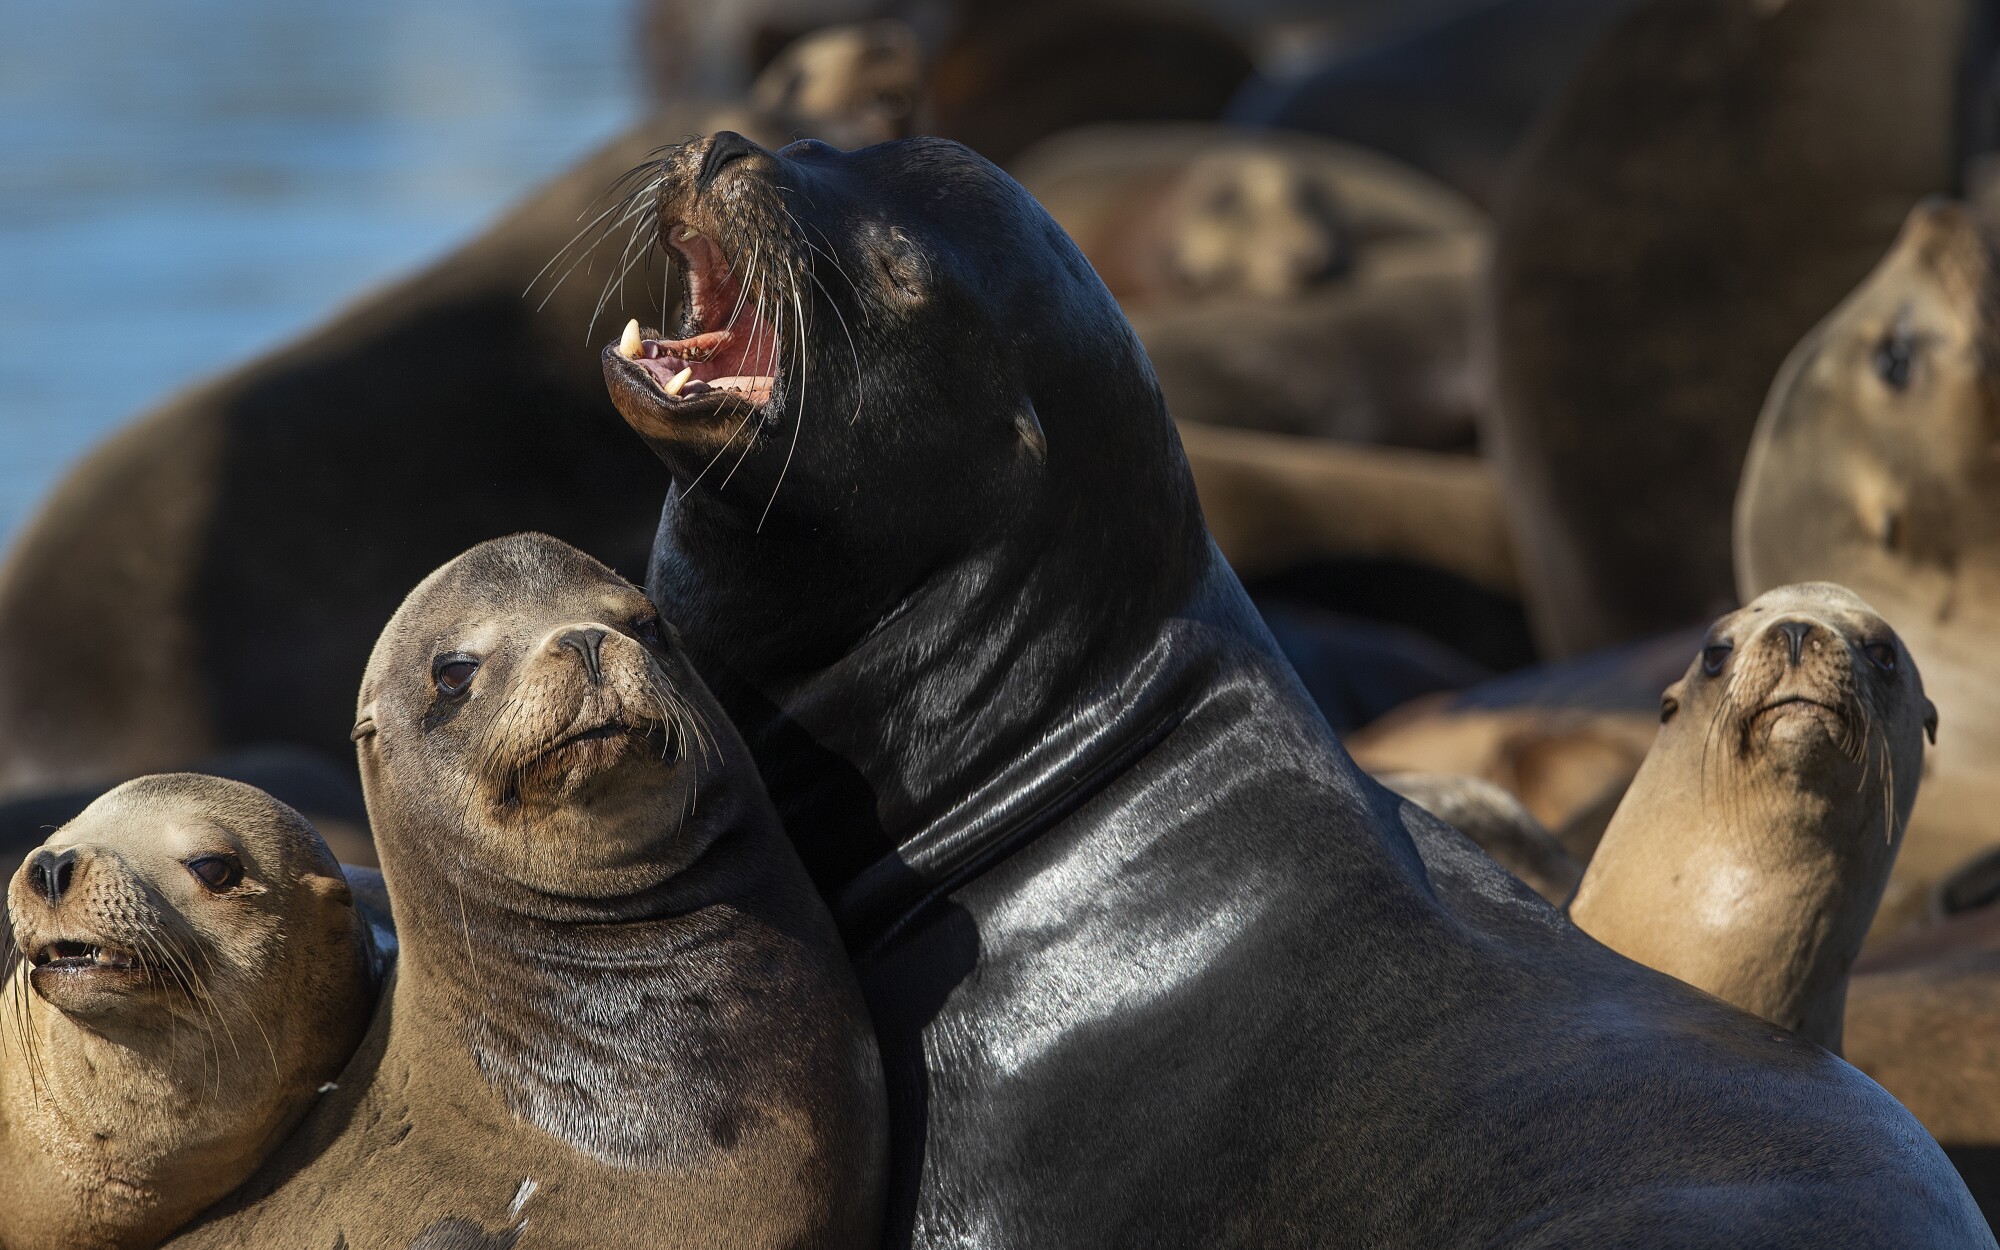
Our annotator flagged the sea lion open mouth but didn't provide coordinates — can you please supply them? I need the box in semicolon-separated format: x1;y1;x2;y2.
605;223;782;416
29;940;140;973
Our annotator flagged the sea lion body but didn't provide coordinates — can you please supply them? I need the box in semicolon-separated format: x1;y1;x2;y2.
0;775;378;1250
171;535;884;1250
1568;584;1935;1051
603;132;1989;1245
1737;198;2000;889
1490;0;1991;655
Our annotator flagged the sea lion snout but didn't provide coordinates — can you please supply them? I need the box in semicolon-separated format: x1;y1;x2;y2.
698;130;767;189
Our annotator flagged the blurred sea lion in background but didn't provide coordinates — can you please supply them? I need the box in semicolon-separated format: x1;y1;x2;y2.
1737;199;2000;896
0;776;379;1250
1377;771;1582;903
1348;629;1694;861
0;30;927;809
1014;123;1488;450
1490;0;1996;657
1567;585;1934;1053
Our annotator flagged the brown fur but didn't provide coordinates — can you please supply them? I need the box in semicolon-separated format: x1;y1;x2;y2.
169;535;884;1249
1737;198;2000;896
1569;584;1935;1052
0;776;375;1250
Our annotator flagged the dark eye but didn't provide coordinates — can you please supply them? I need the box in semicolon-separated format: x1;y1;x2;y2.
1702;643;1732;677
186;856;243;892
1864;642;1899;673
1874;323;1915;391
632;614;665;647
433;655;479;696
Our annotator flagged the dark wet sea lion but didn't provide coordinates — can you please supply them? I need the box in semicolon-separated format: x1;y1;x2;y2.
1489;0;1995;656
1736;197;2000;894
0;775;378;1250
171;534;884;1248
0;41;927;804
602;130;1989;1246
1568;585;1935;1052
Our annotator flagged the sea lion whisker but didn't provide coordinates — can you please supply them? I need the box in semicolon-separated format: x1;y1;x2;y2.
525;175;661;305
756;261;811;532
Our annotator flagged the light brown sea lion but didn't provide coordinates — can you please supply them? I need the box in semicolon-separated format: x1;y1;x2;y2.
1736;197;2000;895
1489;0;1993;656
170;534;884;1249
1568;584;1936;1052
0;775;379;1250
1376;771;1582;903
1015;124;1488;450
0;36;926;805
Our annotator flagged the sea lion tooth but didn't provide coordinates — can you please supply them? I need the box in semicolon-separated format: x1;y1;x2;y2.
619;319;642;359
665;367;693;397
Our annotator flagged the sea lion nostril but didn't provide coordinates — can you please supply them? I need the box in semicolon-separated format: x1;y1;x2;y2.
1776;621;1813;666
558;628;608;684
30;848;77;905
698;131;763;188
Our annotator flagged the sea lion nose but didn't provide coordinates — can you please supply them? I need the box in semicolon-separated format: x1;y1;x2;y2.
699;131;764;188
29;848;77;906
558;628;608;684
1775;620;1814;666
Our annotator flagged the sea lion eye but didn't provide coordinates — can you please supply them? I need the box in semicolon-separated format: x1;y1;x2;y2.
1874;322;1915;391
186;856;243;892
632;614;665;647
1701;643;1732;676
1864;642;1899;674
433;655;479;696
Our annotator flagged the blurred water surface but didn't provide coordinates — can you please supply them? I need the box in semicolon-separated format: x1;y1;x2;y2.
0;0;641;543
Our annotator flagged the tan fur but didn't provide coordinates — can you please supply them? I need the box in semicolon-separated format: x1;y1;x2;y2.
169;535;884;1249
0;776;373;1250
1569;584;1935;1051
1348;703;1657;862
1737;198;2000;897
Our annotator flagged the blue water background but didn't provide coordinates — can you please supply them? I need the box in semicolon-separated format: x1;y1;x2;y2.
0;0;643;544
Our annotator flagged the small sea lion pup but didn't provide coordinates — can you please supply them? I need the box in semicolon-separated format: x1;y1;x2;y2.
0;775;379;1250
601;131;1988;1244
1569;584;1936;1052
170;534;885;1249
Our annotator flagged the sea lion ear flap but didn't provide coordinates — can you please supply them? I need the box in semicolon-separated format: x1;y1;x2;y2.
350;705;377;744
305;869;354;909
1660;681;1684;724
1924;699;1939;744
1014;402;1048;463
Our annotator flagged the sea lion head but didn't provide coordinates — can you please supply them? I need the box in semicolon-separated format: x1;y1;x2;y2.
601;130;1201;662
353;532;729;914
0;775;373;1250
7;773;367;1039
1736;197;2000;620
1658;582;1935;819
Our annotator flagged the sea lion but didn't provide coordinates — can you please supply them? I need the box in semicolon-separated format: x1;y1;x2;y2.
172;534;885;1249
1736;197;2000;893
1567;584;1936;1052
1489;0;1994;656
0;33;927;804
1011;123;1488;450
0;775;379;1250
1376;771;1583;903
601;130;1988;1245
